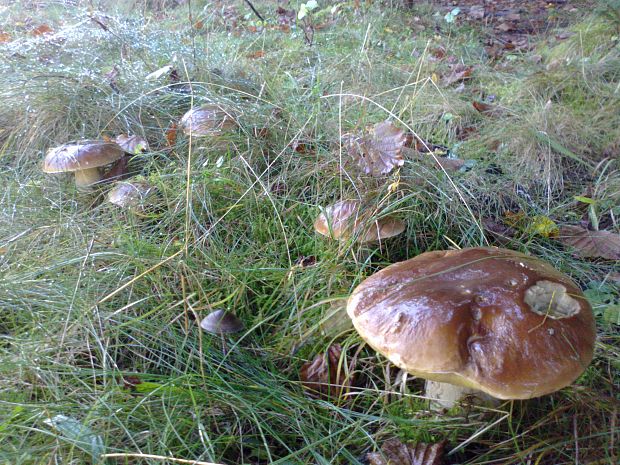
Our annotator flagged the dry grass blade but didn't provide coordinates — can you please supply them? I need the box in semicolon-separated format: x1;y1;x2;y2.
344;121;406;176
559;225;620;260
367;438;447;465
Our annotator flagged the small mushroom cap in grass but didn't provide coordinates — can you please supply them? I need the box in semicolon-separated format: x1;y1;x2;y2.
200;310;245;334
347;247;595;400
43;140;125;189
180;104;237;137
115;134;149;154
314;200;405;243
108;180;156;211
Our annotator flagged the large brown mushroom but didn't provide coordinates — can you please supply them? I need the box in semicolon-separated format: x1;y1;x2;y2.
347;247;596;409
43;140;125;191
200;310;245;335
314;200;405;243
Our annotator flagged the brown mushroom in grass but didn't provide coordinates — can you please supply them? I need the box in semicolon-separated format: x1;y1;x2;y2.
115;134;149;154
200;310;245;334
347;247;596;410
108;180;156;213
180;104;237;137
43;140;125;191
314;200;405;243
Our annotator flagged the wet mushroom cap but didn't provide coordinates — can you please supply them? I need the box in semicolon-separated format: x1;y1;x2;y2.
108;180;156;210
115;135;149;154
43;140;125;173
314;200;405;243
347;247;596;400
180;104;236;137
200;310;245;334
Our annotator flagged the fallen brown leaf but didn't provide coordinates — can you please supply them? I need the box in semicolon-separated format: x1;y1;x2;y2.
344;121;406;176
246;50;265;59
367;438;446;465
300;344;354;401
0;31;11;43
558;225;620;260
441;64;473;86
32;24;53;36
165;122;178;147
472;101;503;117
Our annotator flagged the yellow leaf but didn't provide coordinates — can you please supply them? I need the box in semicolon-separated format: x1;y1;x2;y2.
527;215;559;238
431;73;439;84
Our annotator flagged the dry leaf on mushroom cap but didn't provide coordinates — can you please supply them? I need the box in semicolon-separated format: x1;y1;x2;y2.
343;121;407;176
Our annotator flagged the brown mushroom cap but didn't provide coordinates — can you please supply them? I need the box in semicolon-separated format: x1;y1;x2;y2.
314;200;405;243
108;180;156;211
180;104;237;137
115;135;149;154
347;247;596;400
200;310;245;334
43;140;125;173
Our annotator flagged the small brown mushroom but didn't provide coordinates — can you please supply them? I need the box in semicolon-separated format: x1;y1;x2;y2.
314;200;405;243
43;140;125;191
200;310;245;334
108;180;156;213
115;134;149;154
347;247;596;409
180;104;237;137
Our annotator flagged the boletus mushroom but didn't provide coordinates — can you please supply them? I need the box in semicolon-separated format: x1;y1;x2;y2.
115;134;149;154
108;180;156;213
200;310;245;335
180;104;237;137
314;200;405;243
43;140;125;191
347;247;596;409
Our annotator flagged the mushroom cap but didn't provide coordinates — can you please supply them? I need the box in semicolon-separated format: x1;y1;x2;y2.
200;310;245;334
115;134;149;154
314;200;405;243
347;247;596;400
180;104;236;137
108;180;156;210
43;140;125;173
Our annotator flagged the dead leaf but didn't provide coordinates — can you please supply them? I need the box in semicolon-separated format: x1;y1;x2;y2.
300;344;354;401
0;31;11;43
482;217;517;244
472;101;503;117
165;122;178;147
367;438;447;465
32;24;53;36
441;64;473;86
115;135;149;154
246;50;265;59
344;121;406;176
193;20;204;30
558;225;620;260
146;65;174;81
276;6;296;26
468;5;485;20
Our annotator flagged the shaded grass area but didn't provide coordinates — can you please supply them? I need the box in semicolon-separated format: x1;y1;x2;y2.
0;1;618;464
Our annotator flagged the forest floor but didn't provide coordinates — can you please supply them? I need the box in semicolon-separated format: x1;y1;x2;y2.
0;1;618;464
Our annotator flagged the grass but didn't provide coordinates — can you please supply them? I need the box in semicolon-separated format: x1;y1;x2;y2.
0;1;618;464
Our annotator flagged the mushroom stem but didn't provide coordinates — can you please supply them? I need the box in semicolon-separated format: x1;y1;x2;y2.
74;168;103;190
425;380;500;410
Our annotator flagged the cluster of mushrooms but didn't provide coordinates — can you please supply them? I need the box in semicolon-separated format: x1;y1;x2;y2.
44;110;596;412
42;103;235;209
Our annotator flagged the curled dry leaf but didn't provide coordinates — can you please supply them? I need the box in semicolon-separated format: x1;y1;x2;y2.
558;225;620;260
344;121;406;176
367;438;447;465
472;100;503;117
300;344;354;400
441;64;473;86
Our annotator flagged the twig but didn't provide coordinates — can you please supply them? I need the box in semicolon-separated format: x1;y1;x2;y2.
244;0;264;22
